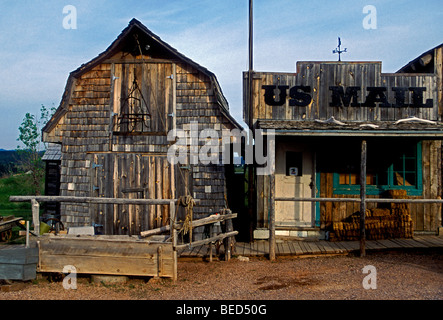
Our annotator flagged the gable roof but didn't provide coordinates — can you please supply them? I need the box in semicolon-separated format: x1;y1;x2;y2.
43;18;242;135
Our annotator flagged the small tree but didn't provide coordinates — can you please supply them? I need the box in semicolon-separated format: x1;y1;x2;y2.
16;105;55;195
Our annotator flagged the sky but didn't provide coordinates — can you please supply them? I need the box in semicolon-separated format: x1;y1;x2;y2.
0;0;442;150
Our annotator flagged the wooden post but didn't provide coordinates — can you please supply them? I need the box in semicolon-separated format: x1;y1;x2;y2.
360;140;367;257
226;214;234;262
269;134;276;261
31;199;40;236
170;200;177;282
209;234;213;263
26;221;30;248
268;135;276;261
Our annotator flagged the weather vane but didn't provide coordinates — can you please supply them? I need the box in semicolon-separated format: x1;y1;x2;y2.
333;37;347;61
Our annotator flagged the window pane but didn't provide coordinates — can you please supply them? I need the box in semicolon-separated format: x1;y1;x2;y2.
366;174;375;185
405;158;416;171
339;173;347;185
394;171;412;186
349;173;359;185
393;157;404;172
405;173;415;186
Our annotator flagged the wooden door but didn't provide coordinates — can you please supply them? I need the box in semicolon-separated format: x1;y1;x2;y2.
275;147;314;227
90;153;174;235
112;62;174;134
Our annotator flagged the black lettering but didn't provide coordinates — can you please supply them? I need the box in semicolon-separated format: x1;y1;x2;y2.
392;87;408;107
364;87;390;107
289;86;312;107
329;86;361;107
262;85;288;106
409;87;433;108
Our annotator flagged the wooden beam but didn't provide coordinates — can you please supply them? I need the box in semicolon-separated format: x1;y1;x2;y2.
173;231;238;250
140;225;170;237
170;200;177;282
275;197;443;204
269;136;276;261
10;195;176;205
139;213;237;237
275;197;361;202
31;199;40;236
174;213;237;230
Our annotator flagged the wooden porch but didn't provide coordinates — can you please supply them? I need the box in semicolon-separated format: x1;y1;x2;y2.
178;235;443;259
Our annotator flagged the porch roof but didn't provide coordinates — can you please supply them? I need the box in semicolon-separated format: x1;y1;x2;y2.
257;118;443;138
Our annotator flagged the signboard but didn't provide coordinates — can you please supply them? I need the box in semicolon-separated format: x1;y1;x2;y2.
262;85;433;108
244;61;439;124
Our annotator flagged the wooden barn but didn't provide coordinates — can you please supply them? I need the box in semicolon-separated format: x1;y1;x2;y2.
244;43;443;241
41;19;243;240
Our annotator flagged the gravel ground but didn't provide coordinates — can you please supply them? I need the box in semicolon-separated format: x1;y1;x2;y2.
0;249;441;300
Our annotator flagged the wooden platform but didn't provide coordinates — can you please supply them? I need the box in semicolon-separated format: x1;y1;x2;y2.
178;235;443;259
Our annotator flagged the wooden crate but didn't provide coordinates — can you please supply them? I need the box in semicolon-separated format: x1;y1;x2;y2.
36;234;175;279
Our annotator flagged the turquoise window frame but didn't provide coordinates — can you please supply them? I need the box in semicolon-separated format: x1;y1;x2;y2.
332;141;423;196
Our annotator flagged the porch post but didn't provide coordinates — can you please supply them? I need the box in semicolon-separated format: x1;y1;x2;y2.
269;172;276;260
360;140;367;257
269;137;276;261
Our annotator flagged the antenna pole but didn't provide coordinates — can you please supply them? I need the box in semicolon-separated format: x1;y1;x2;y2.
247;0;255;242
248;0;253;71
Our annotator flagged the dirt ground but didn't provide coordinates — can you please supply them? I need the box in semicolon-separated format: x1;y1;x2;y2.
0;249;441;301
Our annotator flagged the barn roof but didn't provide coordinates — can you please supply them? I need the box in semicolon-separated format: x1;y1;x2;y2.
43;18;242;135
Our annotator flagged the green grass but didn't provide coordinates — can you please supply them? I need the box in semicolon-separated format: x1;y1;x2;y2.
1;175;39;242
0;173;45;242
0;174;41;219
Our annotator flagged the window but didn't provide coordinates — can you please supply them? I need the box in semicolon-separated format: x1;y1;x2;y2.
334;141;422;195
286;152;302;176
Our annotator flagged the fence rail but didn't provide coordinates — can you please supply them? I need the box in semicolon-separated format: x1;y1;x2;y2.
275;197;443;204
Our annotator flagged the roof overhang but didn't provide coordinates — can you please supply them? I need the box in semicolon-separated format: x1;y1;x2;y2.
257;119;443;139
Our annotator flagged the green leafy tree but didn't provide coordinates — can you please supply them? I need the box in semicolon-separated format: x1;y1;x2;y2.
16;105;55;195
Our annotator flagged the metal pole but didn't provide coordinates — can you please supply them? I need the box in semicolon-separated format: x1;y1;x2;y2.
247;0;255;241
249;0;253;72
360;140;367;257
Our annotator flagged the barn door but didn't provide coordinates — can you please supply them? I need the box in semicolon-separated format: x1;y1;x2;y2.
90;153;114;234
112;62;174;134
90;153;174;235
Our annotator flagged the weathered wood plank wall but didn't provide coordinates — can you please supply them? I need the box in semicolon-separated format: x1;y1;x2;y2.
244;61;439;126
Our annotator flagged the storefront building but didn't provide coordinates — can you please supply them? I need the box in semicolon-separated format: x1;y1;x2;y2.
244;44;443;240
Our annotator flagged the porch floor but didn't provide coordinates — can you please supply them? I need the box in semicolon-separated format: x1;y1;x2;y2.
177;235;443;259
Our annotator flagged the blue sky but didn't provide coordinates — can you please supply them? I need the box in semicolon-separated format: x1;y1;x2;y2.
0;0;442;150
